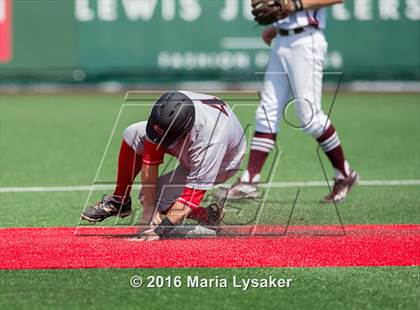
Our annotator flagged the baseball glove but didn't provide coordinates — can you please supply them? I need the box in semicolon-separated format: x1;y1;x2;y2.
251;0;287;25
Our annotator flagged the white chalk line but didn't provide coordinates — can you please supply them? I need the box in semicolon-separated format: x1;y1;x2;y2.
0;180;419;193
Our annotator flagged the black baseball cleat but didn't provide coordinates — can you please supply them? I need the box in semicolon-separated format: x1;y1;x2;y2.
81;195;132;222
199;202;224;227
322;170;359;204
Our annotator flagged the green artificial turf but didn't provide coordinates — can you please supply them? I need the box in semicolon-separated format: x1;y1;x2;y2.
0;93;419;227
1;93;419;187
0;185;418;228
0;267;419;310
0;93;419;310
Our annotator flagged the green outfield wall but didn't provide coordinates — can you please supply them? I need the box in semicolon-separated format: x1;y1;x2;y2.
0;0;419;82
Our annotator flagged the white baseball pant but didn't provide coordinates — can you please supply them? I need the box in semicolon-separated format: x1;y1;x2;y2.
255;27;331;138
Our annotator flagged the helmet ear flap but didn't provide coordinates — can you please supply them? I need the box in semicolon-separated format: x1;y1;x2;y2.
146;92;195;147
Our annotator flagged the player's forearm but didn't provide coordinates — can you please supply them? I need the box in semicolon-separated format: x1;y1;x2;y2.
166;201;191;225
147;201;192;240
301;0;343;10
141;164;158;209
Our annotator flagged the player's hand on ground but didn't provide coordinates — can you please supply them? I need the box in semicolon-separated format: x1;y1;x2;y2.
137;232;160;241
136;227;160;241
262;26;277;46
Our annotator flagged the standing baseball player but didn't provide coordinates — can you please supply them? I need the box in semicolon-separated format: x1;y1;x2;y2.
81;91;246;240
222;0;358;202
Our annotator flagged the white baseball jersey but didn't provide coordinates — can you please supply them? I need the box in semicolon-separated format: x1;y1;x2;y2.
123;91;246;191
165;91;246;190
275;8;326;29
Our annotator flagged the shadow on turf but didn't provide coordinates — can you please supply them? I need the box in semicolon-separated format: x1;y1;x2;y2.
75;224;347;239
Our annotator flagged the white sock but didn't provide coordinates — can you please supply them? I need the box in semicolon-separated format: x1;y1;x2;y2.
241;170;260;183
335;161;351;179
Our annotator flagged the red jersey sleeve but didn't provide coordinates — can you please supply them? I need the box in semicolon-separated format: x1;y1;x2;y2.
176;187;206;209
142;138;164;166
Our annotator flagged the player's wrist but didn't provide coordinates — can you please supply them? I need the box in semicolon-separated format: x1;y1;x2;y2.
154;217;175;238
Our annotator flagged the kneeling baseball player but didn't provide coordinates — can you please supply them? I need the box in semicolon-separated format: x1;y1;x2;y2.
81;91;246;240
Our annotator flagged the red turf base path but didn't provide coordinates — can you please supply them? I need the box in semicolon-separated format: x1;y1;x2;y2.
1;225;419;270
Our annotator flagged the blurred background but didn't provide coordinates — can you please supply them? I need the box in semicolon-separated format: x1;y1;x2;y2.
0;0;419;92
